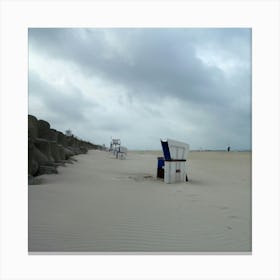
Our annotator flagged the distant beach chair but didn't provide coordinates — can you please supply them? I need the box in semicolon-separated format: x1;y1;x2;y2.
157;139;190;183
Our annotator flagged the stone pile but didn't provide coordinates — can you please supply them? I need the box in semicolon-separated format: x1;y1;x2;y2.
28;115;97;184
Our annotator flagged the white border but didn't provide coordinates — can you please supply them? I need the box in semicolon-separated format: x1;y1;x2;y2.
0;0;279;279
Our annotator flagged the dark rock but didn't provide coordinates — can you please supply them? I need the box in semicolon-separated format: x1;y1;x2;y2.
57;132;67;147
28;115;97;182
60;159;75;164
80;146;88;154
28;135;39;176
29;158;39;176
28;174;35;185
49;141;61;162
28;115;38;140
34;138;54;163
63;147;75;159
57;144;66;160
49;129;58;142
33;145;49;166
37;165;58;175
38;119;51;140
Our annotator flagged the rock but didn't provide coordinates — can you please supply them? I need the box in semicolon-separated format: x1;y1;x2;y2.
28;135;39;176
29;158;39;176
28;175;46;185
80;145;88;154
49;129;58;142
57;144;66;160
57;132;67;147
37;165;58;175
28;115;96;182
34;138;54;163
28;115;38;140
63;147;75;159
38;119;51;140
33;145;49;166
49;141;61;162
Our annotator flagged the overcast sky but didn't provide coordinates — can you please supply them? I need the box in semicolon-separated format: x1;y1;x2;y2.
28;28;251;150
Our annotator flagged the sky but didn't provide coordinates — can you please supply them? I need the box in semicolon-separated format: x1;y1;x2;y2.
28;28;251;151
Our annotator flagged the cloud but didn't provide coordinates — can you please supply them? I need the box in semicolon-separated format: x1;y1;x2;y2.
28;28;251;150
28;70;97;131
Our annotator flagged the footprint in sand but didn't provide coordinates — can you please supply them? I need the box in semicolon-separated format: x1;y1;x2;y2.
128;174;155;182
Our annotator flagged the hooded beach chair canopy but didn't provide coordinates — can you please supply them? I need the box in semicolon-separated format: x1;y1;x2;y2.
161;138;190;160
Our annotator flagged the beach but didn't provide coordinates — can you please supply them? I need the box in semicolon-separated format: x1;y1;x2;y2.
28;150;251;253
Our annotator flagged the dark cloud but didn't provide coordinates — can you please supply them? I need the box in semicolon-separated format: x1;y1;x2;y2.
28;28;251;150
29;28;249;104
28;71;96;129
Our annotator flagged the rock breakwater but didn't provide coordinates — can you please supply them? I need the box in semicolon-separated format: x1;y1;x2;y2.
28;115;99;184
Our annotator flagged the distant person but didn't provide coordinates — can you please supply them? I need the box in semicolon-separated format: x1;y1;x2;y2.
227;146;230;152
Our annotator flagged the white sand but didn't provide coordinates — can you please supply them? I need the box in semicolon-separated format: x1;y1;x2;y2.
28;150;251;253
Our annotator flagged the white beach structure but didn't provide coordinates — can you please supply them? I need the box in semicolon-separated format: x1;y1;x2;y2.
109;138;128;159
110;138;121;155
159;138;190;184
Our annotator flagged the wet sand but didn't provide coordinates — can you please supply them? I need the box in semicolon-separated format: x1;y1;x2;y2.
28;150;251;253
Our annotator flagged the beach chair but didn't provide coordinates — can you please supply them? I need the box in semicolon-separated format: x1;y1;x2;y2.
157;139;190;183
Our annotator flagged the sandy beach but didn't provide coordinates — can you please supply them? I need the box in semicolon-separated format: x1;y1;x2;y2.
28;150;251;253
